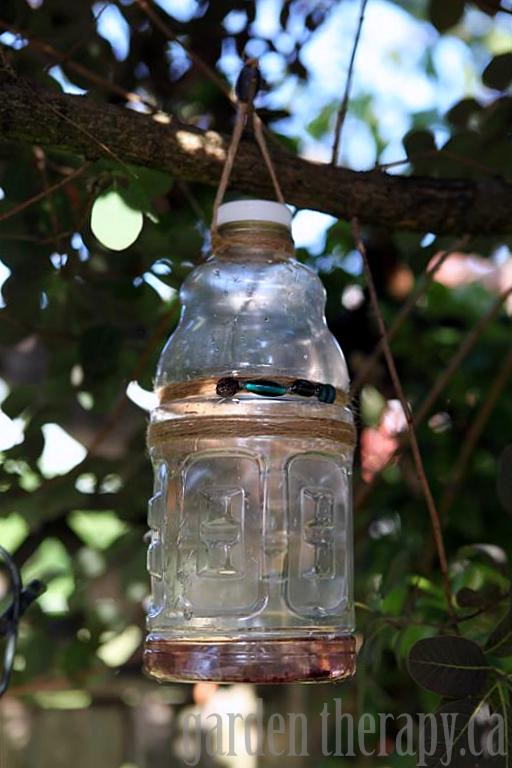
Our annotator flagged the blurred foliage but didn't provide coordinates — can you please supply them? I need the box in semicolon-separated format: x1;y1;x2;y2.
0;0;512;764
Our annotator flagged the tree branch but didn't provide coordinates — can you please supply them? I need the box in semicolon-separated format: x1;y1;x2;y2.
1;79;511;234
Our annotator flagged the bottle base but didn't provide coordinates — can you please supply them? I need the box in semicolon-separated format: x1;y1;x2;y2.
143;634;356;684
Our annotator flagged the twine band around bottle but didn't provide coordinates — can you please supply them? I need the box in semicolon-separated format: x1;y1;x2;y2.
156;376;348;407
211;227;295;257
147;415;356;450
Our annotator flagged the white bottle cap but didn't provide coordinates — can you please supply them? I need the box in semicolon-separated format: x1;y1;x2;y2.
217;200;292;229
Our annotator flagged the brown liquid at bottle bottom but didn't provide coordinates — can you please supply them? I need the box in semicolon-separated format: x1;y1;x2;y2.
143;635;356;684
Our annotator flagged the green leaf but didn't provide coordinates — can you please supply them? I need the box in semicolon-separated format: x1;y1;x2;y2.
455;587;481;608
479;97;512;141
483;53;512;91
126;166;173;202
486;603;512;657
428;0;465;32
361;385;386;427
403;130;437;173
495;684;511;768
306;102;336;140
381;584;408;616
79;325;122;383
497;445;512;515
118;167;173;218
68;511;128;550
91;189;144;251
446;98;483;128
424;696;498;768
408;636;489;697
403;129;437;157
1;385;36;419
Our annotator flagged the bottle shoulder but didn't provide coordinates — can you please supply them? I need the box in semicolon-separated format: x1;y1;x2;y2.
179;256;326;311
156;256;349;390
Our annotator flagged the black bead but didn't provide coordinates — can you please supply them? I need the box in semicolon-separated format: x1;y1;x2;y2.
290;379;317;398
216;377;240;398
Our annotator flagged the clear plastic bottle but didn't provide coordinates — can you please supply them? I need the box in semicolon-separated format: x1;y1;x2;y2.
144;200;356;683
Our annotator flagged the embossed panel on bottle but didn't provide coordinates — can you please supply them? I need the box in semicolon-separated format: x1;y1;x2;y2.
286;453;349;618
148;462;168;532
177;452;265;618
147;461;168;617
198;487;243;576
147;538;164;579
301;488;335;579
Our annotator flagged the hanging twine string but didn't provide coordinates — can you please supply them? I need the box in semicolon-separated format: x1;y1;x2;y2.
146;61;352;452
210;59;285;253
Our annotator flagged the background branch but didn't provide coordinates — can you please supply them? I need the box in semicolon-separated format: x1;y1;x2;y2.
1;80;511;234
352;218;456;621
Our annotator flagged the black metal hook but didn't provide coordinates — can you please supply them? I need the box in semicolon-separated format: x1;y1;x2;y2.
0;545;46;697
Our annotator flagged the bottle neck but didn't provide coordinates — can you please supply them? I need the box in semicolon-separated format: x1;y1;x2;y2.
211;220;294;261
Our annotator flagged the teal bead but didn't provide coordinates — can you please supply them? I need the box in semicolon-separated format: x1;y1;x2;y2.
244;381;287;397
318;384;336;404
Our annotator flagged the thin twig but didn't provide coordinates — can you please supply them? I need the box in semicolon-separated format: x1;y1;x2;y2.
134;0;234;104
0;188;95;245
439;346;512;518
0;164;89;224
175;179;207;226
42;2;111;75
0;19;154;111
331;0;369;166
33;146;63;252
1;57;137;178
1;21;165;176
132;0;286;153
412;284;512;429
352;217;456;621
37;85;138;178
350;234;471;398
376;149;499;176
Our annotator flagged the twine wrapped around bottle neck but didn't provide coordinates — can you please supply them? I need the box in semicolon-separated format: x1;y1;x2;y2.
210;223;295;258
